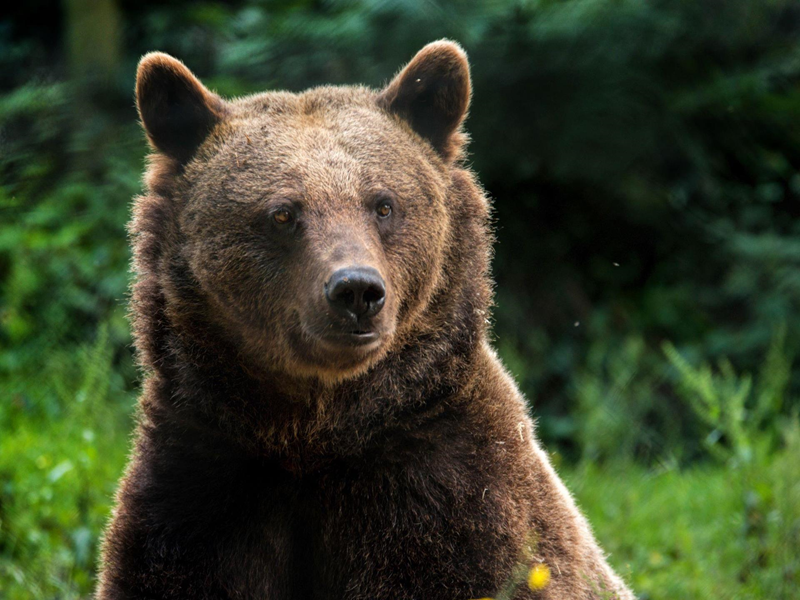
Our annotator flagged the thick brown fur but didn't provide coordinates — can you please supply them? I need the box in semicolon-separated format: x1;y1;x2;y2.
97;41;634;600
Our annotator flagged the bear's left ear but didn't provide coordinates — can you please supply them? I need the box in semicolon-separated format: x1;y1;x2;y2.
136;52;228;164
377;40;471;162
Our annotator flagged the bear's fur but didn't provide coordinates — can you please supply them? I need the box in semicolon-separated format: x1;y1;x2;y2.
97;41;634;599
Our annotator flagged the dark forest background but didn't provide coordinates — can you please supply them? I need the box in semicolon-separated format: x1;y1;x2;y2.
2;1;800;598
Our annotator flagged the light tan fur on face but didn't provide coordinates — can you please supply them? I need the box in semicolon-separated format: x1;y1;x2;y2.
175;87;453;381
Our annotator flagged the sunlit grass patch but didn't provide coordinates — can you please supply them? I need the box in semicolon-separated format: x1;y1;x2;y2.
567;442;800;600
0;326;135;599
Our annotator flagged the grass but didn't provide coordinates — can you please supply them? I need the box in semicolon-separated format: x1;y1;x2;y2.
0;328;134;600
566;448;800;599
1;326;798;599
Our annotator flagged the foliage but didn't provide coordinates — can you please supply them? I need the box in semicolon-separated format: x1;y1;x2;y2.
0;79;141;385
663;325;791;465
0;326;134;599
571;335;689;464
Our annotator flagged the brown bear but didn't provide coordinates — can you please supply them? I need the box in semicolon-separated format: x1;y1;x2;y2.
97;41;634;600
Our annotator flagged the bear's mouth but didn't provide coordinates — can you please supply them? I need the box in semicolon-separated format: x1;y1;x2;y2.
326;329;381;347
350;329;380;344
290;317;386;359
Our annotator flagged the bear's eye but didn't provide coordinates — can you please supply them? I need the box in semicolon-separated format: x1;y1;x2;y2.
376;201;392;218
273;209;293;226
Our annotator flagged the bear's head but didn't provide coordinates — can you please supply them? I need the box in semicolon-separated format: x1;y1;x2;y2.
133;41;490;390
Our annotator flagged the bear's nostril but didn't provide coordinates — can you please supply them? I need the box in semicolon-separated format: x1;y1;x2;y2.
326;267;386;320
363;286;384;306
341;289;356;307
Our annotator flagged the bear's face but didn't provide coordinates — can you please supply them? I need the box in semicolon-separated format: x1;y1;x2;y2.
180;95;453;378
135;42;471;381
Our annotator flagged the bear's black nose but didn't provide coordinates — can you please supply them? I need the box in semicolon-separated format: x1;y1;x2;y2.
326;267;386;320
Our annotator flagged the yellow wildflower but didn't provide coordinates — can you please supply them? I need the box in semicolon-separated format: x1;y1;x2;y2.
527;563;551;590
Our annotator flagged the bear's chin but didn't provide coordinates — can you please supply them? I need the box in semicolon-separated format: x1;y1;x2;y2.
282;326;392;384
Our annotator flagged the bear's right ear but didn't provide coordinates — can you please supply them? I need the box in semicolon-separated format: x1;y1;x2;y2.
136;53;228;163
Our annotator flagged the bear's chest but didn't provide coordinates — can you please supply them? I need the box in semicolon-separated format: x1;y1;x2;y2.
213;454;514;600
